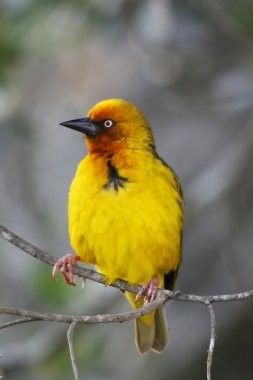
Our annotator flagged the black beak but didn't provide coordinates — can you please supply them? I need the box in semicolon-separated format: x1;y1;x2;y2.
60;117;97;136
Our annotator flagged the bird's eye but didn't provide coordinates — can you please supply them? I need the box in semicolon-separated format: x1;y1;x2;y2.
103;119;114;128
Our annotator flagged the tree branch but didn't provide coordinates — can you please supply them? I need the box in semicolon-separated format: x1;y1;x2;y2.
67;323;80;380
0;294;167;326
0;317;33;330
206;302;216;380
0;225;140;295
1;224;253;379
1;225;253;304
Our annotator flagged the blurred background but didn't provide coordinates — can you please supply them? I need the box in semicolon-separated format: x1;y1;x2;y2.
1;0;253;379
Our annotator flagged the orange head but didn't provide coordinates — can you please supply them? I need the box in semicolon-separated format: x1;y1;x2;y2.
60;99;155;154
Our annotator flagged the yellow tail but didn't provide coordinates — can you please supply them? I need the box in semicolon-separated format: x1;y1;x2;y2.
126;291;168;354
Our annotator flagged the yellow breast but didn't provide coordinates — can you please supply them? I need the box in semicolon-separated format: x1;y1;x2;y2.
68;149;183;285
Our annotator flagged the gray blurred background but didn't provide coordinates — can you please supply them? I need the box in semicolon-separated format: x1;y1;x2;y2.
0;1;253;379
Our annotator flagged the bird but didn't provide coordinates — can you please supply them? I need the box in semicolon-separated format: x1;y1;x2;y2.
52;98;184;354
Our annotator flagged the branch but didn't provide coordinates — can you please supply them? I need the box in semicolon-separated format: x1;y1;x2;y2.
0;294;167;326
206;302;216;380
1;224;253;379
1;225;253;304
67;323;80;380
0;225;140;295
0;317;33;330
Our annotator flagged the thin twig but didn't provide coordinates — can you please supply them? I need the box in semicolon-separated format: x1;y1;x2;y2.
0;225;55;266
0;317;33;330
0;225;139;295
0;354;7;380
206;302;216;380
166;289;253;304
0;295;167;325
67;323;80;380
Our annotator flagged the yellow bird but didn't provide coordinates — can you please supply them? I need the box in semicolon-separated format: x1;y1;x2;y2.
53;99;184;354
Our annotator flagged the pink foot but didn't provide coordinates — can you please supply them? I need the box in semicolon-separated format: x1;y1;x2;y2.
135;277;159;303
52;254;81;286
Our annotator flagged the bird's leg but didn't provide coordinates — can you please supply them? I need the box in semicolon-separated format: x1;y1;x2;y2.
52;254;81;286
135;277;159;303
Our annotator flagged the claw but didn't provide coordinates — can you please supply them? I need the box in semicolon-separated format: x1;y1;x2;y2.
52;254;80;286
135;277;159;303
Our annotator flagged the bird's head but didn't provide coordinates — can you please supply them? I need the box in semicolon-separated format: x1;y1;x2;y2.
60;99;155;154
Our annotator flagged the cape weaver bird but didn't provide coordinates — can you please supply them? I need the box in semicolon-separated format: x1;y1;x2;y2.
53;99;184;354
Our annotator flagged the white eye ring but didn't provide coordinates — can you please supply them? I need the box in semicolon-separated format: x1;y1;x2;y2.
104;119;114;128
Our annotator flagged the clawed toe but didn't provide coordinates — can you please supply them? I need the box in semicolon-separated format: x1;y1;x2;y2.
135;277;159;303
52;254;80;286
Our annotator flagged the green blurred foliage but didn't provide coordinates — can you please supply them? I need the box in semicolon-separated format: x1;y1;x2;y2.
229;0;253;34
0;15;21;83
33;265;77;307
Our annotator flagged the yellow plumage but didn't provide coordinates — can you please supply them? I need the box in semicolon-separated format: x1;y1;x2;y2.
61;99;183;353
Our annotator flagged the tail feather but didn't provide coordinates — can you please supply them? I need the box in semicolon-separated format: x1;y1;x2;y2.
152;306;168;352
135;306;168;354
135;317;155;354
125;291;168;354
